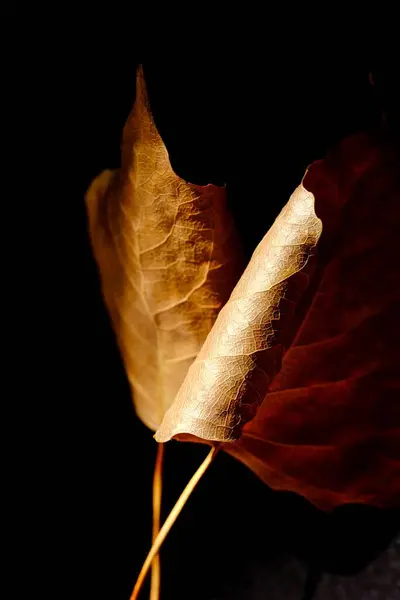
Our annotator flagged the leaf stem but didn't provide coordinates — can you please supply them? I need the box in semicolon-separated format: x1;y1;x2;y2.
150;443;164;600
130;444;220;600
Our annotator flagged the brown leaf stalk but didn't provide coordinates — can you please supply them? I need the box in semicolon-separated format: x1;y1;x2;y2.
150;443;164;600
130;444;220;600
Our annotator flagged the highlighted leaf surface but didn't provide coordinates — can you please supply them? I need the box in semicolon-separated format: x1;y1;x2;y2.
155;183;322;442
86;68;242;430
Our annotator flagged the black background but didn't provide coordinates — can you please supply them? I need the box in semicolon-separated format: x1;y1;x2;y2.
36;30;400;600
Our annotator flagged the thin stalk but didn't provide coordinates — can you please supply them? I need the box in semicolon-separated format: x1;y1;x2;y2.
150;443;164;600
130;444;220;600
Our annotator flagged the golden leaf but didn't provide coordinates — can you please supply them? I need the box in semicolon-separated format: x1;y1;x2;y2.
155;182;323;442
86;67;242;431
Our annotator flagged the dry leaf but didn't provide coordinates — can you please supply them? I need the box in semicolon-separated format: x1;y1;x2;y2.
86;67;242;430
155;131;400;509
155;183;323;442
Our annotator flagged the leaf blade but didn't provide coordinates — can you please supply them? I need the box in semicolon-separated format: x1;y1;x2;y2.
86;67;242;430
155;183;322;442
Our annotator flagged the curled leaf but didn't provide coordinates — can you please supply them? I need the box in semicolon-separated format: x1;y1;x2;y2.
155;183;323;442
86;67;242;430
